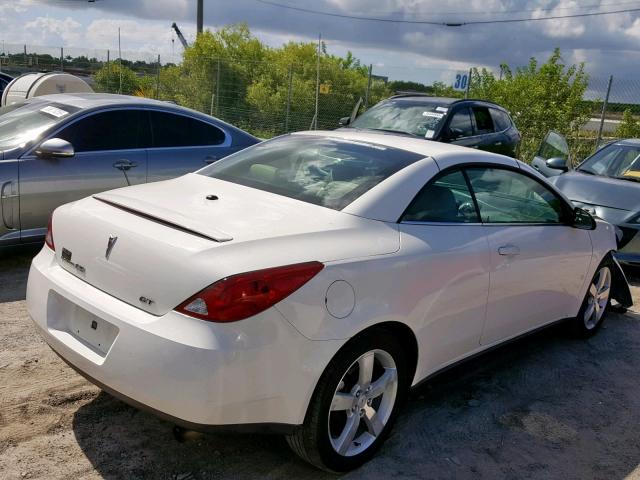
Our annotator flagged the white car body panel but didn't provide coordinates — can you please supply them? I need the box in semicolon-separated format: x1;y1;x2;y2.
480;225;593;345
26;130;619;431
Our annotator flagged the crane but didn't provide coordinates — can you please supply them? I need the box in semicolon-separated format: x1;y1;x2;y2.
171;23;189;49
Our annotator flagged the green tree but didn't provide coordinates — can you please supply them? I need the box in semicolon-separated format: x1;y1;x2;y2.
469;49;590;162
94;63;143;95
614;109;640;139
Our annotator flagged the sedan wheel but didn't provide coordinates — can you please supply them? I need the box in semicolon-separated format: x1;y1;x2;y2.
569;260;613;337
287;331;408;472
584;266;611;330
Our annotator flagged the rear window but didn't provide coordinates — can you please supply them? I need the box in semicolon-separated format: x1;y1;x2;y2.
198;134;423;210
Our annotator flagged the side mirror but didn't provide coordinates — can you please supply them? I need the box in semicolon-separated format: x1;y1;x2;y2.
35;138;74;159
338;116;351;127
545;157;568;172
572;207;596;230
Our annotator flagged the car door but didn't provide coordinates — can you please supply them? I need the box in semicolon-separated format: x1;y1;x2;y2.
531;131;570;177
489;107;518;157
399;168;491;374
18;109;148;242
442;107;478;150
0;157;19;246
464;166;593;345
469;105;504;154
146;110;234;183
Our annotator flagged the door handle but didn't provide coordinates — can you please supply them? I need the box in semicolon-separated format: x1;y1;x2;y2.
113;160;138;171
498;244;520;256
533;164;540;171
204;155;218;164
1;180;16;229
494;141;503;146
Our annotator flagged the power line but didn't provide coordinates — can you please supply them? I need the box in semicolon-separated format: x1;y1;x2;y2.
257;0;640;18
255;0;640;26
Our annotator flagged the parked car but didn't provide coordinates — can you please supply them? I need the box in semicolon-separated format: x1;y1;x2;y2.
539;136;640;266
339;94;520;157
0;93;259;249
27;130;631;471
0;72;13;98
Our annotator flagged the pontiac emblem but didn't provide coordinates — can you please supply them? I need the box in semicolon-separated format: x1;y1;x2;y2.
105;235;118;260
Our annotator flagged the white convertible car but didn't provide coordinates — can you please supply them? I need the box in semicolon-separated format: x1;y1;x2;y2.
26;130;632;471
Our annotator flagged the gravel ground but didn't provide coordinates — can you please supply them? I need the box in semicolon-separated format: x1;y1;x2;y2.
1;249;640;480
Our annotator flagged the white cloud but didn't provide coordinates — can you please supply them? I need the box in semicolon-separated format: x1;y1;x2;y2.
24;16;83;44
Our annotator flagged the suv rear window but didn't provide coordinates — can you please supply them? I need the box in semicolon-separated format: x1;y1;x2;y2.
199;134;424;210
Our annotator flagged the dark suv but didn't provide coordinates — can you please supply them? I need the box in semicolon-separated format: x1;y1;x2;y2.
339;95;520;157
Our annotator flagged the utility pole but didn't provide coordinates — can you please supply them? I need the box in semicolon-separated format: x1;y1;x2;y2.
197;0;203;35
596;75;613;149
118;27;122;94
313;33;321;130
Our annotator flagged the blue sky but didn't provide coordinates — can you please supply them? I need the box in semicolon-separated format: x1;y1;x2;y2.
2;0;640;89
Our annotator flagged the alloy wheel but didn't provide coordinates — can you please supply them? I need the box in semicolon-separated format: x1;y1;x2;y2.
584;266;611;330
327;349;398;457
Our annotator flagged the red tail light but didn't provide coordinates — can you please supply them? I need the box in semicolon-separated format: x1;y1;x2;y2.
45;215;55;251
175;261;324;323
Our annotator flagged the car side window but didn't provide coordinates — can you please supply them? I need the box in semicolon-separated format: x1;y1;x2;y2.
472;106;495;135
402;169;479;223
149;111;225;148
490;108;511;131
56;110;150;152
466;167;565;224
446;108;474;139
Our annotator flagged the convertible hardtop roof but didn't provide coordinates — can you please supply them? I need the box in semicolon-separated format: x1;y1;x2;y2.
292;129;508;162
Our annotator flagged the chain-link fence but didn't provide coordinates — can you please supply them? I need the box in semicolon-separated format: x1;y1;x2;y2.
2;42;640;164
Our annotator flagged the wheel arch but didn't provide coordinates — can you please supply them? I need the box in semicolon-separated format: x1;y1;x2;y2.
607;250;633;308
302;321;420;424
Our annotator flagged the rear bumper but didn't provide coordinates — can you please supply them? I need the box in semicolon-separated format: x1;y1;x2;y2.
26;247;341;430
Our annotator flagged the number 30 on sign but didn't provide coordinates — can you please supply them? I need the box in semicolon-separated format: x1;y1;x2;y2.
452;72;469;91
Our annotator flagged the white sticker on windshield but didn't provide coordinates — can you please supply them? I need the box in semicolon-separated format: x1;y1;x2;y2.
436;106;448;113
422;111;444;118
41;106;69;118
425;129;435;139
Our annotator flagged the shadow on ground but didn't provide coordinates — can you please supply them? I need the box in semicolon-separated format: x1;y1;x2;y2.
71;307;640;479
0;246;40;303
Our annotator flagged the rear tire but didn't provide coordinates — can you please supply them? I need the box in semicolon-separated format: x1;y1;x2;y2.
286;329;409;472
568;259;613;337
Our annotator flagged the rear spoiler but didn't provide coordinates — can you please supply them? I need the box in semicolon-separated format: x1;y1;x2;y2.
93;193;233;243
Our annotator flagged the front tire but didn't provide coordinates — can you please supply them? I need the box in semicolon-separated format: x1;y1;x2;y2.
287;330;409;472
568;260;613;337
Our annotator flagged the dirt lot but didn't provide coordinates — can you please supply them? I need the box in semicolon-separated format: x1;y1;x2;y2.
1;249;640;480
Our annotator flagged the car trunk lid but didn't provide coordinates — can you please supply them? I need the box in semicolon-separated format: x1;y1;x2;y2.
52;173;399;316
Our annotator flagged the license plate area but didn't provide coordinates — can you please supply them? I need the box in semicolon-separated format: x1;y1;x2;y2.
47;290;119;357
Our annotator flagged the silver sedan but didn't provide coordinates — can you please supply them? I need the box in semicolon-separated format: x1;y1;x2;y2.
0;93;259;249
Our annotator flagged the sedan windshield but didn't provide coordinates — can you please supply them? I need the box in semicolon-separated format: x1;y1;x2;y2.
0;100;80;150
350;99;449;138
577;143;640;180
198;134;423;210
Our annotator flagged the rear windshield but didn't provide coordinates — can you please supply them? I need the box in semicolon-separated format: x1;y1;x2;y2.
0;100;81;150
198;134;423;210
350;99;449;138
